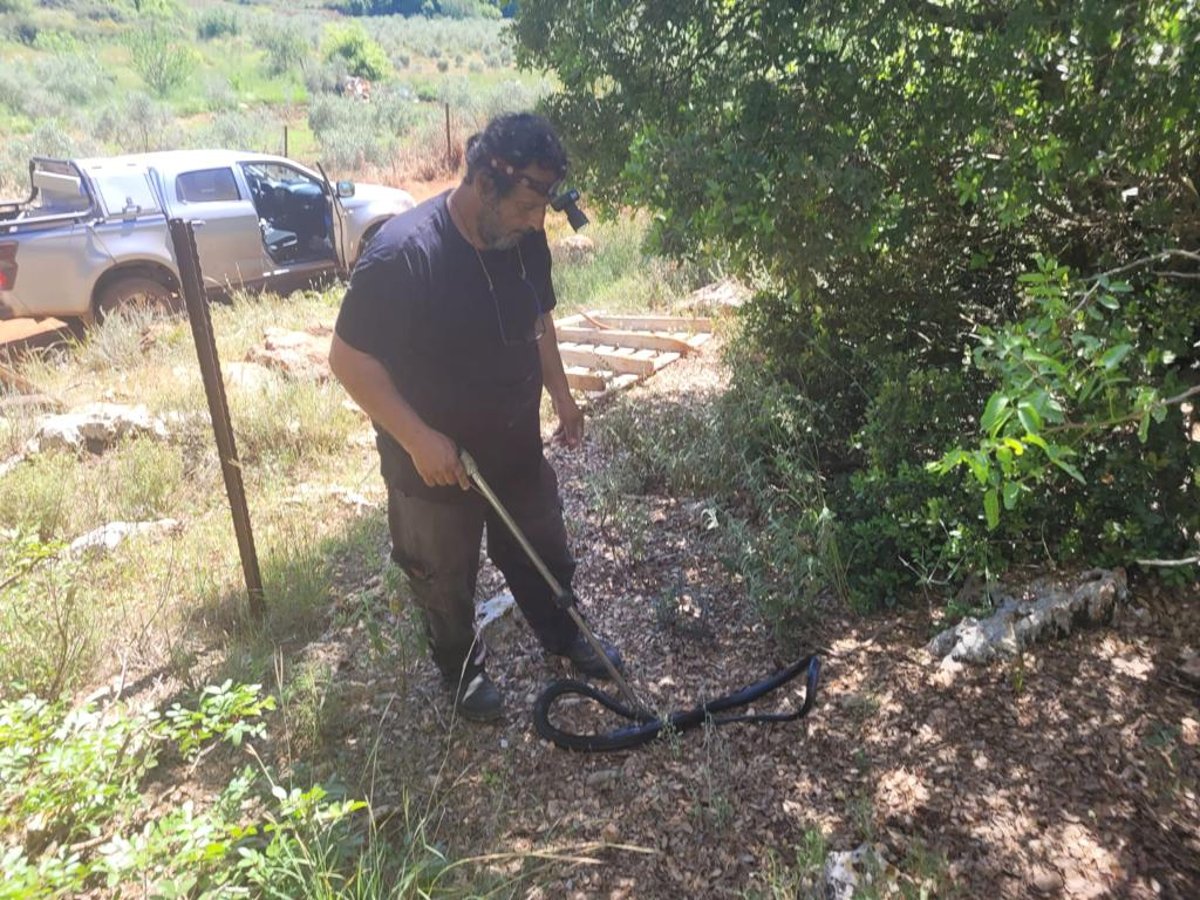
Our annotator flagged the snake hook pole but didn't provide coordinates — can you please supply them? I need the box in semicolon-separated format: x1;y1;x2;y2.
459;450;650;716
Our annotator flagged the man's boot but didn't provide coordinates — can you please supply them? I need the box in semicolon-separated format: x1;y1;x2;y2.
451;670;504;722
560;630;625;680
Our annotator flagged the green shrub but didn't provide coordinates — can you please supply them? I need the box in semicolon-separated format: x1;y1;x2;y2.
439;0;501;19
185;109;278;154
127;20;199;98
322;21;390;81
30;28;80;52
106;437;183;521
257;21;310;76
33;52;114;113
307;91;416;169
196;8;239;40
0;452;79;538
231;379;357;471
91;91;177;153
516;0;1200;609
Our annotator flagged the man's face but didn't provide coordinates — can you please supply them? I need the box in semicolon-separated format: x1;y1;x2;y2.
477;163;558;251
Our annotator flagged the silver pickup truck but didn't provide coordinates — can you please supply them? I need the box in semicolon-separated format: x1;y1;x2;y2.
0;150;414;322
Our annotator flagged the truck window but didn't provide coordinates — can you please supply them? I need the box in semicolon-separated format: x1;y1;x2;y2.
94;172;162;217
176;168;241;204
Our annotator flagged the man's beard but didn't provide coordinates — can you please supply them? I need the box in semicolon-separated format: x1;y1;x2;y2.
478;202;526;250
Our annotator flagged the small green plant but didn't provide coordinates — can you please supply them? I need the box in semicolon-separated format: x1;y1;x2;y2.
162;679;276;760
749;828;828;899
0;682;392;898
1010;650;1027;696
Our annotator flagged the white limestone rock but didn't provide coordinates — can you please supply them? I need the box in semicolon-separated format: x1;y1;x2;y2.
928;568;1128;665
69;519;181;557
28;403;169;455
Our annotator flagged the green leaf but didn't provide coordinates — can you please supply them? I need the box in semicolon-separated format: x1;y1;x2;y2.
1051;457;1086;484
1017;401;1043;434
984;489;1000;530
1097;293;1120;310
1022;351;1068;375
980;392;1011;436
1024;431;1049;455
1002;481;1021;510
967;451;991;486
1098;343;1133;370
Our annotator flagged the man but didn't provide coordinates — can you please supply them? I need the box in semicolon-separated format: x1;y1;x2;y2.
329;113;623;722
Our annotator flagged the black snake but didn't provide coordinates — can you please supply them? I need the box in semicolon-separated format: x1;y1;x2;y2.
532;654;821;752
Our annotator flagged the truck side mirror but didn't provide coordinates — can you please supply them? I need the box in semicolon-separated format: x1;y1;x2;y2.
336;180;355;199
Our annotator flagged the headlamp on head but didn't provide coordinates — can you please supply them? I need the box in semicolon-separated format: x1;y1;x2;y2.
550;188;589;231
490;158;589;231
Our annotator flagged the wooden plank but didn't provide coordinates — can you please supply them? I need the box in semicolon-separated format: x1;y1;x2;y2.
608;373;641;392
556;325;696;355
585;313;712;333
564;367;609;392
559;345;657;377
652;351;681;371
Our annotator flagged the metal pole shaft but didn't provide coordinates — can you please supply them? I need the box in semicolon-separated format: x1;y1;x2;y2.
169;218;265;621
461;451;646;713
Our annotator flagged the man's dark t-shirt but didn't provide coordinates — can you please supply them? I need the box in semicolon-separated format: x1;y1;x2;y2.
335;192;556;501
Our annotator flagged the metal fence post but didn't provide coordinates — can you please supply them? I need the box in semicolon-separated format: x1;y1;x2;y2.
168;219;265;621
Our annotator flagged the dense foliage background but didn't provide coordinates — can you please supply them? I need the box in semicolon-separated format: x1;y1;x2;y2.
514;0;1200;605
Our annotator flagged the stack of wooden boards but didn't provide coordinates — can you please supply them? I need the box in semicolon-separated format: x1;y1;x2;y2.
555;312;712;397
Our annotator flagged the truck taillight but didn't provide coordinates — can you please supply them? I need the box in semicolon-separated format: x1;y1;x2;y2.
0;242;16;291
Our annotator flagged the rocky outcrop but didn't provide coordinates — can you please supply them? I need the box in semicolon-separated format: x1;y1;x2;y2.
244;326;332;381
26;403;169;455
928;568;1128;665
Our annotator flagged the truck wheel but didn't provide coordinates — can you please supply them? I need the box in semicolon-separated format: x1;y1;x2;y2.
95;275;180;322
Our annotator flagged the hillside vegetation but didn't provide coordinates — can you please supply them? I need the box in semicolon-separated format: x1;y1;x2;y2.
0;0;549;194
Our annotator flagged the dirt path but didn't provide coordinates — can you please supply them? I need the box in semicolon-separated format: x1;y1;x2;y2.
305;344;1199;898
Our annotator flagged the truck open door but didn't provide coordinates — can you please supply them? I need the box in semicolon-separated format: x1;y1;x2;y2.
315;162;350;276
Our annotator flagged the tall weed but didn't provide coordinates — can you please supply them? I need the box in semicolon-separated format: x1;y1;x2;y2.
103;437;183;521
552;214;698;315
0;534;94;698
0;451;79;538
231;379;357;471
